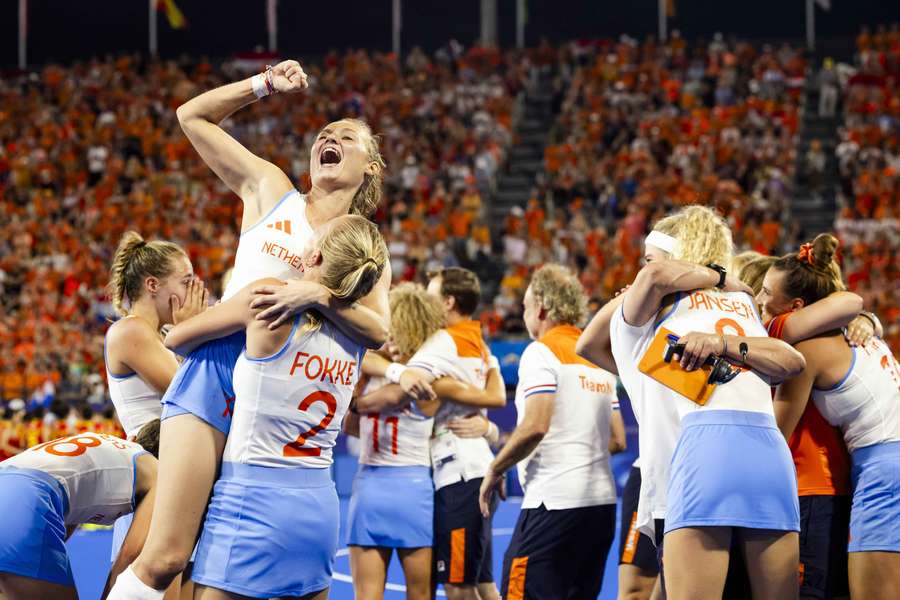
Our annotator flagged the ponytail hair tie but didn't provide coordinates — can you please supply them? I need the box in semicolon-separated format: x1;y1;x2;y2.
797;243;815;265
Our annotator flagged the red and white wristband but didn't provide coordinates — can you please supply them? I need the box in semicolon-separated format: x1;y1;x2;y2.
250;65;277;99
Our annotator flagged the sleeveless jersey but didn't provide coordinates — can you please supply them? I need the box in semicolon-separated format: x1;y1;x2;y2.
226;314;364;469
611;289;771;537
407;320;494;490
812;338;900;453
1;432;147;526
767;312;850;496
515;325;619;510
358;377;434;467
105;320;164;439
223;190;314;300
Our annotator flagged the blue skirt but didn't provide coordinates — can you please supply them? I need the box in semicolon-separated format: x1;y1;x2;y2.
0;468;73;586
849;441;900;552
160;331;245;435
191;462;339;598
347;465;434;548
665;410;800;534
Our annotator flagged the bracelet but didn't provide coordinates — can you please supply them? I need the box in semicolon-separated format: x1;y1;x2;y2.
859;311;878;330
385;362;406;384
264;64;276;95
720;334;728;357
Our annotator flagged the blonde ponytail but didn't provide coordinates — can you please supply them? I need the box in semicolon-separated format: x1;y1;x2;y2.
319;215;388;303
108;231;187;316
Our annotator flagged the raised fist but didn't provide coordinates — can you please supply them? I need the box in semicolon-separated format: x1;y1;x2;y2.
270;60;309;94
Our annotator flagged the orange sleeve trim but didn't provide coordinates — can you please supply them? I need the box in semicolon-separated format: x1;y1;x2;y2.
621;512;640;564
449;527;466;583
506;556;529;600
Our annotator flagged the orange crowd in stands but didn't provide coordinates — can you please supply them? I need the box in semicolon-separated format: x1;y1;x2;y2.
0;32;896;409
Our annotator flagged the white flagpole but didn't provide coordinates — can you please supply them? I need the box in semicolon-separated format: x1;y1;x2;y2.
516;0;525;49
267;0;278;53
149;0;158;56
18;0;27;69
658;0;667;42
806;0;814;51
392;0;401;58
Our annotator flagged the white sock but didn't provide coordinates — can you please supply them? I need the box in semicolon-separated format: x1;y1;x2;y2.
106;565;165;600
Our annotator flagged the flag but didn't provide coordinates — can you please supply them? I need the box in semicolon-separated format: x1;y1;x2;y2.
666;0;676;18
157;0;187;29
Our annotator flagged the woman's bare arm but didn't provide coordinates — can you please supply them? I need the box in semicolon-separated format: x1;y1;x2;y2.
164;279;281;354
781;291;863;343
176;60;307;225
575;294;624;373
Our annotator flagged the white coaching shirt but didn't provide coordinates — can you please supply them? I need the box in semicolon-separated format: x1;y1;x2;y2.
223;189;314;300
515;325;619;510
611;288;772;538
1;432;147;526
359;377;434;467
407;320;494;490
227;314;364;469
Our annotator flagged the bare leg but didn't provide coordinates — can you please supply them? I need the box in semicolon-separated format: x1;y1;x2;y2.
617;564;658;600
662;527;731;600
350;546;391;600
397;547;433;600
475;582;499;600
132;414;225;590
0;573;78;600
442;583;480;600
738;529;799;600
849;551;900;600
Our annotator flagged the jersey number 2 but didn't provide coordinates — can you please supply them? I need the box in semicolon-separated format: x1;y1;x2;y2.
283;391;337;457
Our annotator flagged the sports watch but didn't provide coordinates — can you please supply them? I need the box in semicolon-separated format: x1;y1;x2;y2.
706;263;727;289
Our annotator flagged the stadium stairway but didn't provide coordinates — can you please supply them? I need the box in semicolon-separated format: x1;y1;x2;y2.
489;70;557;229
791;67;841;238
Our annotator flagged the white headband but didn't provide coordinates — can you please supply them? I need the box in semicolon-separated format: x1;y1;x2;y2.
645;230;679;255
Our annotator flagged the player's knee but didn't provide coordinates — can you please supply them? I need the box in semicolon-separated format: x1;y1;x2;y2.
443;584;479;600
137;549;190;588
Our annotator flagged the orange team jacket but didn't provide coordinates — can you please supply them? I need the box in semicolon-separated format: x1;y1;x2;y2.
768;313;851;496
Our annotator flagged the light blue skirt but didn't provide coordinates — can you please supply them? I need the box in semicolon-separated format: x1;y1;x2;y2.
665;410;800;534
849;441;900;552
347;465;434;548
160;331;246;435
0;468;73;586
191;462;339;599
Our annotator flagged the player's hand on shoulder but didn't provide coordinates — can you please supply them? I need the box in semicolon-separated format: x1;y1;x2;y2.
271;60;309;94
447;415;489;439
844;314;875;347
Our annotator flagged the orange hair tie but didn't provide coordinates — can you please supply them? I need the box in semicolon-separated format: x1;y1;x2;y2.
797;243;815;265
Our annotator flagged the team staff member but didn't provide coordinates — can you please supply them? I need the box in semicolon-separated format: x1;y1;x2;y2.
479;265;625;600
0;422;161;600
764;235;900;600
390;268;505;600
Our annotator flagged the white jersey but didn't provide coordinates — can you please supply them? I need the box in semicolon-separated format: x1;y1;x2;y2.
407;320;494;490
226;314;364;469
223;190;314;300
812;338;900;453
1;433;146;526
515;325;619;510
611;289;771;538
105;320;163;439
358;377;434;467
